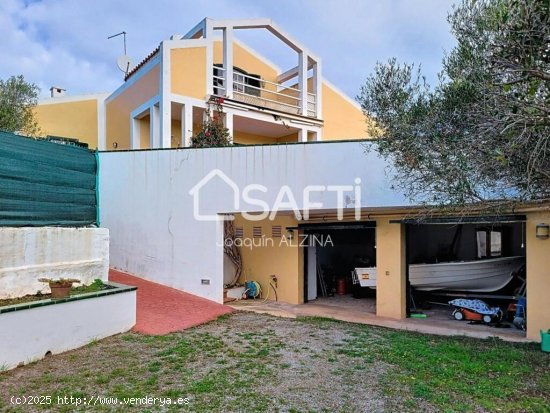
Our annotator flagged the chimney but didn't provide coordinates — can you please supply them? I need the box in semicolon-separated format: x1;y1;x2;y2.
50;86;66;98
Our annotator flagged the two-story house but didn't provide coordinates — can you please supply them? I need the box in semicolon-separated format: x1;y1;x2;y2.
34;18;368;150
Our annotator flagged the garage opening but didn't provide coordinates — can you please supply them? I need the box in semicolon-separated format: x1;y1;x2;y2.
401;215;527;337
300;222;377;314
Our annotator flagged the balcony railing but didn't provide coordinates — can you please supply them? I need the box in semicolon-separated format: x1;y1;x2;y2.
213;66;317;117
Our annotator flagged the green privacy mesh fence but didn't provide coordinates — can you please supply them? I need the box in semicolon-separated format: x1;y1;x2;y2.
0;131;98;226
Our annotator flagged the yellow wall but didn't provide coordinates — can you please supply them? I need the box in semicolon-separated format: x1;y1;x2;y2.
171;119;182;148
213;41;279;86
233;130;278;145
106;64;160;150
171;47;207;99
526;211;550;341
375;219;407;319
235;214;303;304
232;131;302;145
139;117;151;149
321;83;368;141
278;132;299;143
34;99;99;148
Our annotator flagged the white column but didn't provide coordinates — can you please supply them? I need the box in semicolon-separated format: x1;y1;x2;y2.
298;52;308;116
205;20;214;96
224;111;233;144
131;118;141;149
203;107;210;123
223;27;234;98
150;105;160;148
298;128;308;142
312;60;322;119
160;101;171;148
160;42;172;148
181;104;193;147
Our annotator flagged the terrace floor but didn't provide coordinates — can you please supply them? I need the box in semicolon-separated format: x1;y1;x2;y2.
229;294;529;343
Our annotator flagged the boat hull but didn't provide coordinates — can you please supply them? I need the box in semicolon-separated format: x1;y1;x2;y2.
409;256;524;292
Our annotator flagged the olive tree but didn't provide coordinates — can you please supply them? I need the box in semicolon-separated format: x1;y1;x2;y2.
0;75;41;137
358;0;550;210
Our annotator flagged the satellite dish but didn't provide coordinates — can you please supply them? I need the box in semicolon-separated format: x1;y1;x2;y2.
116;55;134;74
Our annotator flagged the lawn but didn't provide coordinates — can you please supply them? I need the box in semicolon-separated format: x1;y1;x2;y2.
0;312;548;412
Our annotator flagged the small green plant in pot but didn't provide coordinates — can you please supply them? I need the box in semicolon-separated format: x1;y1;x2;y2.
38;278;80;299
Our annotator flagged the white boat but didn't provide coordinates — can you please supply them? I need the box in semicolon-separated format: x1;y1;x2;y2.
352;256;524;293
409;256;524;292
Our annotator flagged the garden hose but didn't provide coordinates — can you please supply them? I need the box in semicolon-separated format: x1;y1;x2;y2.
269;281;278;301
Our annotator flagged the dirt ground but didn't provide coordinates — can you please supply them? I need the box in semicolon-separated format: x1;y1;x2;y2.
0;312;547;413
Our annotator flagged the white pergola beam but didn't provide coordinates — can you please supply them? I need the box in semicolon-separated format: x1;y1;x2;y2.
223;27;234;98
208;18;320;61
277;60;316;84
298;52;308;116
183;18;207;39
313;60;322;119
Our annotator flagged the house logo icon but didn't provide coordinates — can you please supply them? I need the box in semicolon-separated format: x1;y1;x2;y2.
189;169;240;221
190;169;363;222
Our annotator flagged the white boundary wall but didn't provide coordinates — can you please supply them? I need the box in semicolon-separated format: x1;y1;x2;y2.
0;289;135;370
0;227;109;299
99;141;408;302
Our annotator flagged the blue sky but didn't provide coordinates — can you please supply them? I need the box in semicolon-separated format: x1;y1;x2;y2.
0;0;457;99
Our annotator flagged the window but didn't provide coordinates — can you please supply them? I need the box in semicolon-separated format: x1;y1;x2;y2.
233;72;245;93
476;229;502;258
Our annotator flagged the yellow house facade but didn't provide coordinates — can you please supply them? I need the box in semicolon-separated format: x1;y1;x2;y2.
34;18;367;150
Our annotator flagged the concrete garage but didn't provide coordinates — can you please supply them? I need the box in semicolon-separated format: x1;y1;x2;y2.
232;209;549;342
367;211;549;341
402;216;527;338
298;216;528;338
300;222;376;303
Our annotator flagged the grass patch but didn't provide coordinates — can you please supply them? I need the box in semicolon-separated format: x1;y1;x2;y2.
0;312;547;413
313;319;550;413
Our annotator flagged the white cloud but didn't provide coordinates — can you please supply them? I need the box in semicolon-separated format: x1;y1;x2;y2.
0;0;456;99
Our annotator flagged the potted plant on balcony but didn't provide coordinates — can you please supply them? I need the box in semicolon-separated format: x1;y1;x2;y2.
38;278;80;299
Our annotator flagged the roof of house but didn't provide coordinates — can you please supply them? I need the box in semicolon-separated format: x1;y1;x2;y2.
125;46;160;81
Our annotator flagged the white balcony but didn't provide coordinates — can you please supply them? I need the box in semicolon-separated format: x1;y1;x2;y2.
213;66;317;118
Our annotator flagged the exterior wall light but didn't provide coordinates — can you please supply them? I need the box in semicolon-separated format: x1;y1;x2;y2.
286;228;294;240
536;223;550;240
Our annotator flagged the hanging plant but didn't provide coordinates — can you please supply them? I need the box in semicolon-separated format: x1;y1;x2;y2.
191;98;232;148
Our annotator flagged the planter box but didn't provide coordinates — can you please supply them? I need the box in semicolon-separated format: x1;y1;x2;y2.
0;282;136;371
